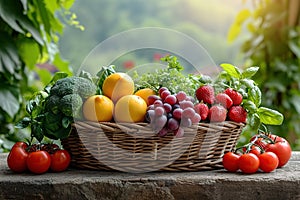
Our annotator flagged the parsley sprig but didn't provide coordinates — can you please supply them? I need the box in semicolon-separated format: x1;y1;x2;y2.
133;55;201;97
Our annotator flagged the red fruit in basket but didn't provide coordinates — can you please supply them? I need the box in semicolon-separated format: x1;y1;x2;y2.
215;93;233;109
195;85;215;105
194;103;209;121
209;105;227;122
228;106;247;123
224;88;243;105
147;95;162;106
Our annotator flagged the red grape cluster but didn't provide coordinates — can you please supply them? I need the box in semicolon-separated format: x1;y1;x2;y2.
146;87;201;137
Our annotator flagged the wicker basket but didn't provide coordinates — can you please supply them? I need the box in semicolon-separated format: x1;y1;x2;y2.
61;121;245;172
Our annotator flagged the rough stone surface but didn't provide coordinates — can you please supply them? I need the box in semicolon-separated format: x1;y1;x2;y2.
1;152;300;200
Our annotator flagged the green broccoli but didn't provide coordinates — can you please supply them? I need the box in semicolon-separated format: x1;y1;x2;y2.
45;95;61;114
50;76;96;98
59;93;83;118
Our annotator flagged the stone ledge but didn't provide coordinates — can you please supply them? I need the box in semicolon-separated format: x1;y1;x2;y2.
1;152;300;200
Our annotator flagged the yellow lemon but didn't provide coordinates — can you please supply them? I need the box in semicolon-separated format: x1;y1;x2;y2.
102;73;134;103
114;95;147;123
134;88;156;105
82;95;114;122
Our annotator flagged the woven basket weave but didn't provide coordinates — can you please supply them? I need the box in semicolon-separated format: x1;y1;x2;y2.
61;121;245;172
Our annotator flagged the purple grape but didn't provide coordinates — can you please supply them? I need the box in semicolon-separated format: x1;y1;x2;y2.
164;95;177;105
167;112;173;120
182;107;196;118
172;104;180;110
167;118;179;131
174;127;185;138
147;104;154;111
148;95;161;105
154;115;167;130
181;117;192;127
158;127;168;137
163;103;172;113
179;100;194;109
145;110;155;123
176;91;187;102
154;106;165;116
158;87;168;96
160;90;171;100
191;113;201;124
185;96;195;103
172;108;183;120
153;99;163;108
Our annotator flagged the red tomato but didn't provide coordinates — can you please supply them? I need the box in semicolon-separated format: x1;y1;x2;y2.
238;153;260;174
268;134;286;143
249;146;261;156
258;152;279;173
222;152;240;172
26;150;51;174
242;145;261;156
41;143;60;154
265;140;291;168
7;142;28;173
50;150;71;172
250;135;267;149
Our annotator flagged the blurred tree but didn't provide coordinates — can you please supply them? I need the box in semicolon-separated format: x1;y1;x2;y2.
229;0;300;149
0;0;79;151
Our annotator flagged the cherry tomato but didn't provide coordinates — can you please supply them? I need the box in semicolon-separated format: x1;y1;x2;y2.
265;140;291;168
222;152;240;172
258;152;279;173
26;150;51;174
41;143;60;154
7;142;28;173
50;150;71;172
250;135;267;149
238;153;260;174
268;134;286;143
243;145;261;156
249;146;261;156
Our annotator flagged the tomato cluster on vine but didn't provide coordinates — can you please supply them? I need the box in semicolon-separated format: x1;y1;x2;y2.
7;142;71;174
222;133;292;174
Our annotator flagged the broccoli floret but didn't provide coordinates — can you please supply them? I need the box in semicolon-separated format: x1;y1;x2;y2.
50;77;77;97
50;76;96;98
45;95;61;114
59;93;83;117
75;77;97;98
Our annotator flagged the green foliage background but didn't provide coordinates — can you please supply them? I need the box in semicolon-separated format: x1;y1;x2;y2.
0;0;77;151
228;0;300;149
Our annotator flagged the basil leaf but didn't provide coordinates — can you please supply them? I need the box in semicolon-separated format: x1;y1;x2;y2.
96;65;116;94
220;63;241;79
15;117;31;129
240;79;255;88
257;107;284;125
49;72;68;85
248;113;261;131
248;86;261;107
31;123;44;142
242;100;257;113
62;116;72;129
242;67;259;78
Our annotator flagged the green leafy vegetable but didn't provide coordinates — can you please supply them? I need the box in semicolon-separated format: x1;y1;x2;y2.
133;55;201;96
96;65;116;94
257;107;284;125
